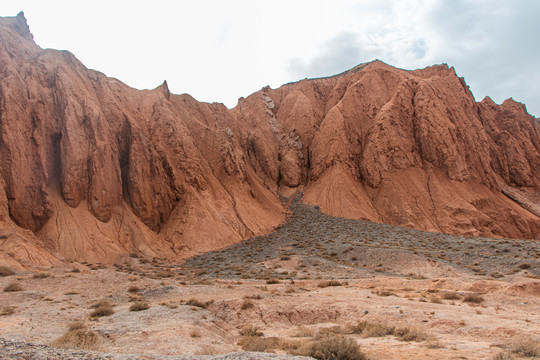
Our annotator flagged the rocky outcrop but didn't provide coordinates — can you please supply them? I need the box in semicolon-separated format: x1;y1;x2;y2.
0;13;538;265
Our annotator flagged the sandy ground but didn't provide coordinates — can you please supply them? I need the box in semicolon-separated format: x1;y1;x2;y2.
1;260;538;359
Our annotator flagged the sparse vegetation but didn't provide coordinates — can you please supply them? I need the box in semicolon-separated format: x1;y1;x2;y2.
442;291;461;300
348;321;429;342
349;321;395;337
32;271;51;279
3;282;23;292
241;299;254;310
511;337;540;357
239;325;264;337
0;266;15;277
237;336;276;352
89;300;114;318
129;301;150;311
52;322;101;350
395;326;430;342
317;280;345;288
309;335;367;360
185;298;212;309
127;285;140;293
463;294;485;304
0;306;16;316
243;294;262;300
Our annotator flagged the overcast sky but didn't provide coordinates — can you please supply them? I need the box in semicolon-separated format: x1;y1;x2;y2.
1;0;539;116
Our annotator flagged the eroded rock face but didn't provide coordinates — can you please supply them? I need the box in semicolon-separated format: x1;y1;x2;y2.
0;14;538;265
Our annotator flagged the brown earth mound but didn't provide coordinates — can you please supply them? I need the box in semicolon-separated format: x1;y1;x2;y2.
0;13;538;265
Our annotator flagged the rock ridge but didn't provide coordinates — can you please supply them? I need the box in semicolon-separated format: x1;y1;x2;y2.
0;13;538;266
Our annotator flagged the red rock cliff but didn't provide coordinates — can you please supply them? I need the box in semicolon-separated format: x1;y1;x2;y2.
0;14;538;265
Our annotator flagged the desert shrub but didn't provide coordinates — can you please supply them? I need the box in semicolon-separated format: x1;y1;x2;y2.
511;337;540;357
154;270;174;278
33;271;51;279
238;336;277;352
241;300;254;310
0;306;16;316
317;280;344;288
243;294;262;300
3;282;23;292
89;299;111;308
195;345;219;355
309;335;367;360
127;285;140;293
185;298;211;309
266;278;280;284
463;294;485;304
395;327;429;342
349;321;395;337
492;353;514;360
52;322;101;350
317;326;347;337
239;325;264;337
129;301;150;311
293;326;316;338
374;289;396;297
518;263;531;270
430;297;442;304
0;266;15;277
68;321;86;331
277;338;311;355
442;291;461;300
89;300;114;318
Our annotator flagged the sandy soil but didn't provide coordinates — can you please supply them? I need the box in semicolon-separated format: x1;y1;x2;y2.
1;261;538;359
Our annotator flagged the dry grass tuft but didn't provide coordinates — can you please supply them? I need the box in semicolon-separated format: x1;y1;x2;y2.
349;321;395;337
185;298;212;309
32;271;51;279
127;285;140;293
309;335;367;360
374;289;396;297
349;321;430;342
195;345;219;355
492;352;514;360
395;327;430;342
510;337;540;357
241;299;255;310
463;294;485;304
442;291;461;300
0;266;15;277
52;322;102;350
238;336;277;352
243;294;262;300
89;300;114;318
239;325;264;337
0;306;16;316
317;280;346;288
129;301;150;311
3;282;23;292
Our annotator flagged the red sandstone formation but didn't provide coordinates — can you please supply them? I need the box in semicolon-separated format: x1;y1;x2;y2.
0;13;538;266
